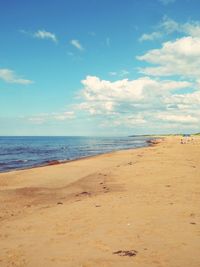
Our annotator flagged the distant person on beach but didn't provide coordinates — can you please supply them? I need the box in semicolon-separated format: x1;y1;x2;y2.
181;134;193;144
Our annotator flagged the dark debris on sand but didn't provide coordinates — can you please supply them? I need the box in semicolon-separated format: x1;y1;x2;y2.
76;191;91;197
113;250;138;257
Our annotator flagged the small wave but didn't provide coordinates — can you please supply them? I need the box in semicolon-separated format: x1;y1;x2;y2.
5;159;29;164
59;159;70;162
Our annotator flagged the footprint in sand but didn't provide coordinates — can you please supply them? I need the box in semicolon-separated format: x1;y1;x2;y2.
5;249;26;267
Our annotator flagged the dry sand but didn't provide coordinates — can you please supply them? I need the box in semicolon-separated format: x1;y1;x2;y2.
0;136;200;267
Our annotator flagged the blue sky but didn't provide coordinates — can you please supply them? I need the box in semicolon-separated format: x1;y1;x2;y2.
0;0;200;135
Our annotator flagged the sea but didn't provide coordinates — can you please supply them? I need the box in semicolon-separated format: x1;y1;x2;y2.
0;136;152;173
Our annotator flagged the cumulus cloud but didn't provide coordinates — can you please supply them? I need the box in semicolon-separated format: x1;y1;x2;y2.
34;30;57;43
80;76;191;103
70;39;84;51
138;36;200;78
184;23;200;38
75;75;196;129
164;90;200;106
80;76;149;103
22;15;200;133
76;17;200;132
0;68;33;85
59;17;200;131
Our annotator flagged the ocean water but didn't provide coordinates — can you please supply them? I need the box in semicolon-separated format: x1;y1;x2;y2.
0;136;152;172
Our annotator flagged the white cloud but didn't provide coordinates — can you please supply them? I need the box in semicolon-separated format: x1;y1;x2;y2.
114;115;147;127
157;113;199;123
34;30;57;43
70;39;84;51
109;72;117;76
75;17;200;132
139;32;162;42
159;16;180;34
164;90;200;105
28;111;75;124
75;75;194;129
138;36;200;78
120;70;130;77
184;22;200;38
52;111;75;120
159;16;200;37
78;101;116;115
99;114;147;129
81;76;148;102
159;90;200;126
109;70;130;77
0;68;33;85
139;17;200;42
80;75;191;102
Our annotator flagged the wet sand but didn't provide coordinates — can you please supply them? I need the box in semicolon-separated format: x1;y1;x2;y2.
0;136;200;267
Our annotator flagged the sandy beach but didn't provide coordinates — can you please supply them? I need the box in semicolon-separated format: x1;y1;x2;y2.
0;136;200;267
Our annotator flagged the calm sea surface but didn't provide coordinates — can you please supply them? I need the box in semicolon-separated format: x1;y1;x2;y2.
0;136;152;172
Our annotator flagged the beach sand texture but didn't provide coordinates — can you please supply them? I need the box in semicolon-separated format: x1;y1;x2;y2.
0;136;200;267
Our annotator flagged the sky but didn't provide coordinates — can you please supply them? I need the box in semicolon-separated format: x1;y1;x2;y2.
0;0;200;136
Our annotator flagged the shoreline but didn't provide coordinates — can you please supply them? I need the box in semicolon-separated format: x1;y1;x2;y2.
0;136;199;267
0;137;159;174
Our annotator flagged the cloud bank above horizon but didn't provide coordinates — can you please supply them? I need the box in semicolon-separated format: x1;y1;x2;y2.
0;0;200;135
72;17;200;132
